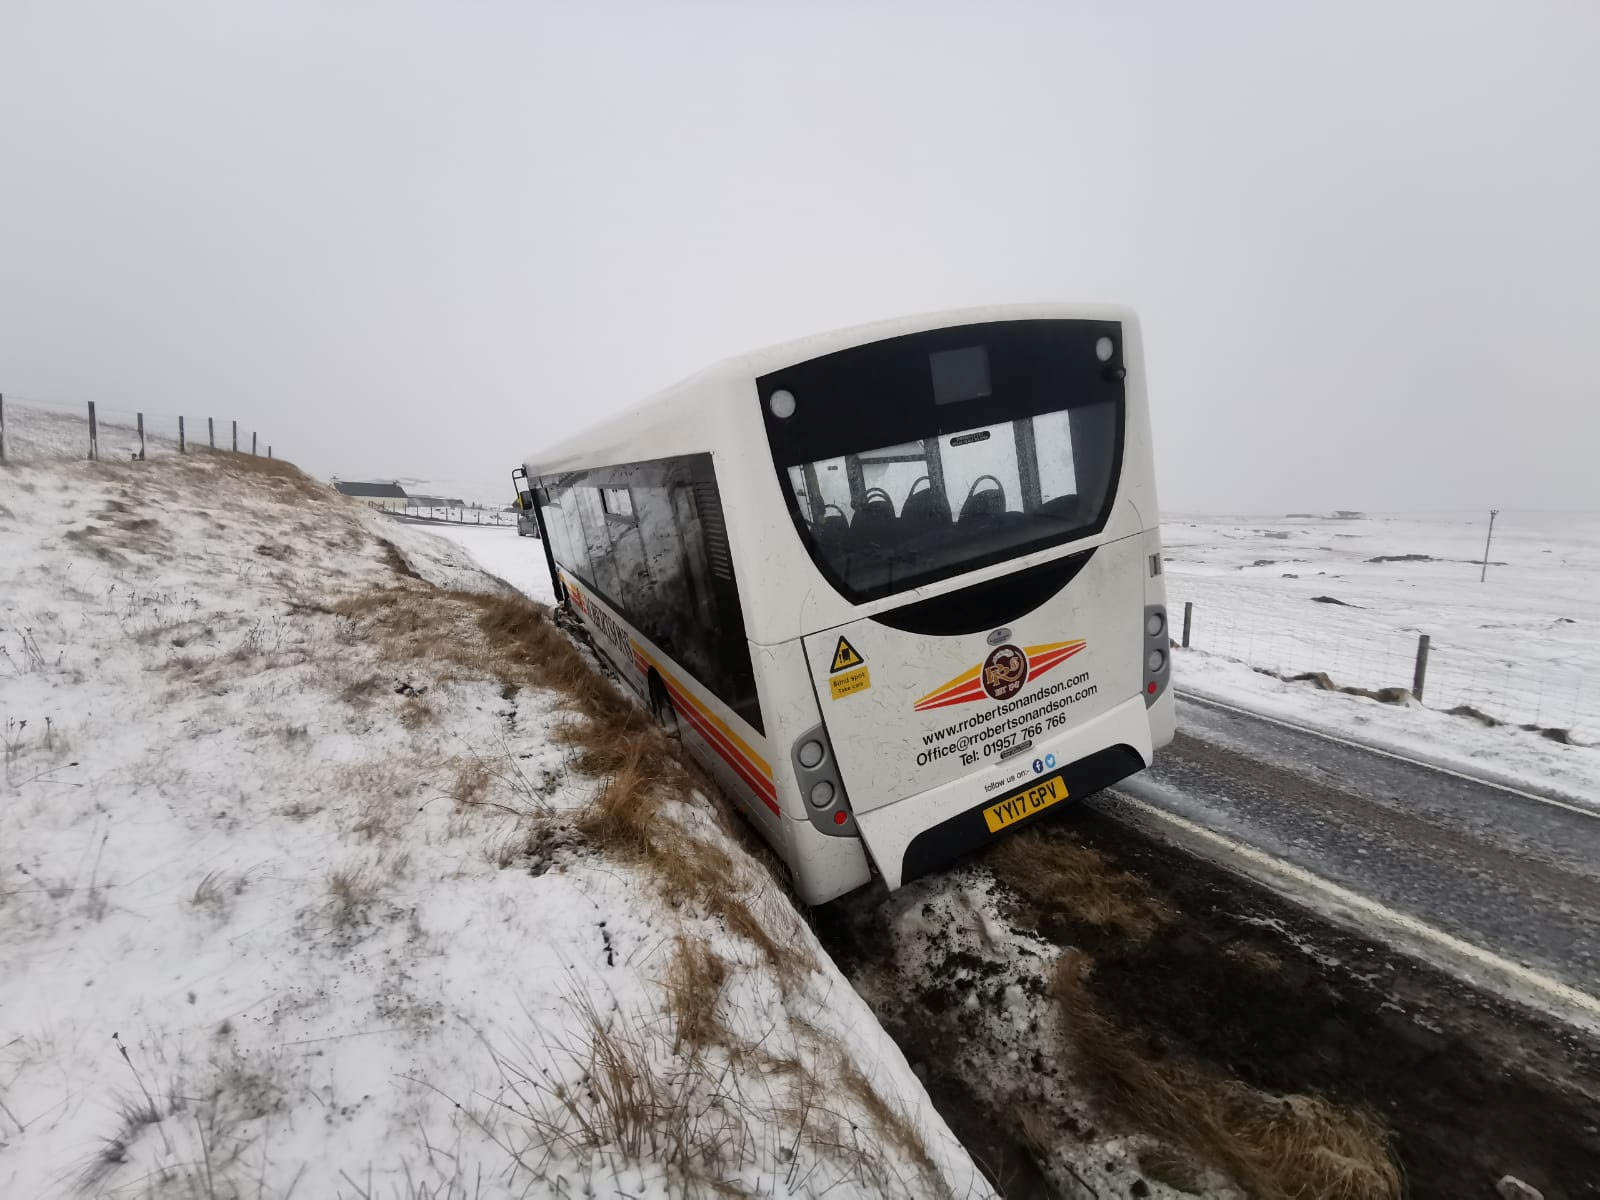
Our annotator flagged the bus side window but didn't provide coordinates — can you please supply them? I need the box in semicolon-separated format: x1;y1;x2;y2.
558;487;593;581
668;483;711;619
575;488;621;598
540;496;569;566
607;494;654;625
667;477;761;732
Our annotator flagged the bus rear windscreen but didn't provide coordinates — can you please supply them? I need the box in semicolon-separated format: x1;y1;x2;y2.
759;320;1125;604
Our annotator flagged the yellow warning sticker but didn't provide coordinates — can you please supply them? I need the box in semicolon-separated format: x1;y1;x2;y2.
830;636;865;673
830;666;871;699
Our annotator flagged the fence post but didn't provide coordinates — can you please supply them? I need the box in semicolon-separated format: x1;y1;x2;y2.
267;445;272;459
1480;509;1499;583
251;431;257;456
209;417;215;449
232;420;238;453
0;393;6;462
1412;634;1430;702
137;413;146;461
1181;601;1193;648
87;401;98;461
179;415;186;454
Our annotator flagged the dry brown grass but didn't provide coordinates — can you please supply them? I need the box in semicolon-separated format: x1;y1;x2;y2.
834;1056;942;1182
470;988;946;1199
320;575;948;1187
397;693;434;727
665;935;732;1055
988;827;1169;940
204;449;331;505
574;741;810;985
448;758;493;810
332;582;814;985
338;672;385;706
190;870;235;918
1050;951;1402;1200
350;794;399;841
325;865;381;929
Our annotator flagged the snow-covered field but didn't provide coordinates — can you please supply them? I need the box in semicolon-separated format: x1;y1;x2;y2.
1;402;179;465
0;452;989;1198
424;524;556;607
1163;511;1600;801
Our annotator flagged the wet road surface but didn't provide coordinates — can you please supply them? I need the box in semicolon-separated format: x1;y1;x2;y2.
1110;693;1600;996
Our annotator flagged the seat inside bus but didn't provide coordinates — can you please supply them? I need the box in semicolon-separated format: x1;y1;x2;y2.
957;476;1008;525
817;506;851;556
899;476;951;535
848;489;898;551
800;470;1094;584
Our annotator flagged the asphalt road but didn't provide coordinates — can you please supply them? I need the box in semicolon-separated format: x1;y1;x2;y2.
1106;693;1600;997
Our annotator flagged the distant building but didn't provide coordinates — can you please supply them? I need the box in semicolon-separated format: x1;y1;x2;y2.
332;479;408;501
407;495;466;509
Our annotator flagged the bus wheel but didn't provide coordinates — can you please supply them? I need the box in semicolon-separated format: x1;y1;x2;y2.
649;673;680;738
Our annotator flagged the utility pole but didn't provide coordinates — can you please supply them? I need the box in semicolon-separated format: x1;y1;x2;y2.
1480;509;1499;582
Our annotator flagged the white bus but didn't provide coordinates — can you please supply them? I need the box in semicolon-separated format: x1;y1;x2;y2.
525;305;1173;904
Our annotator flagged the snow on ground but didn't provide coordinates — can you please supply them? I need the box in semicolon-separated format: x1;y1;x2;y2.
420;523;557;607
859;868;1239;1200
1162;511;1600;800
0;451;989;1199
2;402;179;465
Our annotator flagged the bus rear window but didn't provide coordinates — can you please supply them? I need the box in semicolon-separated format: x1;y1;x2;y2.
760;320;1124;604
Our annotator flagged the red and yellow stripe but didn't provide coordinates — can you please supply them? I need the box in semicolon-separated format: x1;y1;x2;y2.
913;640;1087;712
562;571;777;815
636;649;779;817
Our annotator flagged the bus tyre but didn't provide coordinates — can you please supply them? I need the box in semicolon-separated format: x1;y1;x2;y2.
649;674;680;739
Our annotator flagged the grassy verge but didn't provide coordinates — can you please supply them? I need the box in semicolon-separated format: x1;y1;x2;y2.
987;828;1403;1198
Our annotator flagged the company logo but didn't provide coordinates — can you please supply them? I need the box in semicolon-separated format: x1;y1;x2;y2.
986;627;1012;647
982;644;1028;700
913;640;1088;712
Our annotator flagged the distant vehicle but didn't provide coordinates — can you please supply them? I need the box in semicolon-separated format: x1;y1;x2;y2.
511;467;540;538
523;305;1173;904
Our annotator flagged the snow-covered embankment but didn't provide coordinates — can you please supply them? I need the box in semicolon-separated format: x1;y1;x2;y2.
0;452;988;1198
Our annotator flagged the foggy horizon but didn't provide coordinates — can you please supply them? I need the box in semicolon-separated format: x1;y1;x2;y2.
3;2;1597;514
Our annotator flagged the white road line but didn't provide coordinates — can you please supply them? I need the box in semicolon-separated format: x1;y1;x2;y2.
1107;788;1600;1029
1177;688;1600;822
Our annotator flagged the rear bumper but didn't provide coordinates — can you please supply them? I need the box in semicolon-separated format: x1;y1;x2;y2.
902;743;1145;883
852;693;1156;889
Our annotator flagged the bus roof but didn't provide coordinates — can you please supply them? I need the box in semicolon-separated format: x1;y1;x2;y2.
524;302;1137;477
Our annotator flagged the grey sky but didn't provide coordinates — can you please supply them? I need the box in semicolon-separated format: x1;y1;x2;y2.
3;2;1596;512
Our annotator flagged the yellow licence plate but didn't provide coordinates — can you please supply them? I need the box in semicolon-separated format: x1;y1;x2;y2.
983;774;1069;834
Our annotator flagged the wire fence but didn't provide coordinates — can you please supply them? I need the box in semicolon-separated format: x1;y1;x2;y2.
1171;593;1593;743
364;499;523;528
0;394;273;464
